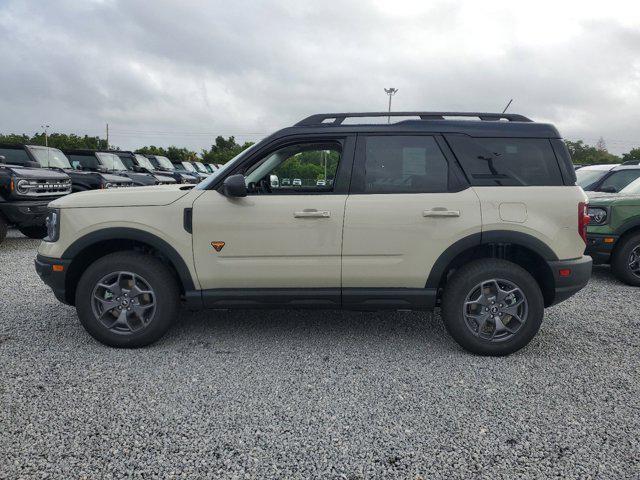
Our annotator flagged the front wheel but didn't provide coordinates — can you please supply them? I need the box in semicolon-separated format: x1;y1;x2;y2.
442;259;544;356
18;225;47;239
611;233;640;287
75;251;180;347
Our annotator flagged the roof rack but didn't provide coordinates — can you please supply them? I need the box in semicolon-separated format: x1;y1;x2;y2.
295;111;532;126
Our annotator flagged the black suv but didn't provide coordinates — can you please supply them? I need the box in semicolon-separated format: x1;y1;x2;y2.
64;149;158;187
145;155;199;184
0;154;71;241
109;151;176;185
0;144;133;191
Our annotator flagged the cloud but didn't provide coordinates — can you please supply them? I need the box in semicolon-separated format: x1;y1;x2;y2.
0;0;639;154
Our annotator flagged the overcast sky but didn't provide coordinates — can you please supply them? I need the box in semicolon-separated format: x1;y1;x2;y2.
1;0;639;154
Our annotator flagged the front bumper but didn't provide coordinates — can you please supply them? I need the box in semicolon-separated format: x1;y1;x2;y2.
35;255;72;305
584;233;618;264
548;255;592;306
0;200;52;226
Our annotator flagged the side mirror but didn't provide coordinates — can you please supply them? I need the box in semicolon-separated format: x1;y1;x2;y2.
223;174;247;197
599;186;617;193
270;174;279;188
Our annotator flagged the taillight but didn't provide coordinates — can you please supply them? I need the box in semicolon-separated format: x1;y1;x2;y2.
578;201;590;244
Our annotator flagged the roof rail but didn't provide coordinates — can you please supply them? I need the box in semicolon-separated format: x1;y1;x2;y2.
295;111;532;126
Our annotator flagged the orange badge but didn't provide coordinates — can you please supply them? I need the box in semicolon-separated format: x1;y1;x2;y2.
211;241;225;252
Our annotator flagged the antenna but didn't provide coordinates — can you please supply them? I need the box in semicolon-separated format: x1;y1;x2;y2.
502;99;513;114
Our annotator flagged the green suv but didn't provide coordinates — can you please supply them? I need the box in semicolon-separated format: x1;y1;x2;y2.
586;177;640;286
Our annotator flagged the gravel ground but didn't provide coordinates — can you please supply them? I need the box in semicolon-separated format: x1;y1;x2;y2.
1;230;639;479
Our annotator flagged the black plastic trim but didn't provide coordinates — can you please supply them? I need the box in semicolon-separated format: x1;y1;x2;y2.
183;208;192;234
548;255;592;305
342;288;437;310
35;255;72;305
62;227;196;291
202;288;341;309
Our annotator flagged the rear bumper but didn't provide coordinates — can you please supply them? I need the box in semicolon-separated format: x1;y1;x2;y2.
584;233;618;264
0;200;52;226
548;255;592;306
35;254;72;305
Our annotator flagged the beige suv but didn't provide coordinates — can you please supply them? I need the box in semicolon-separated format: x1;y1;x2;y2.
35;112;592;355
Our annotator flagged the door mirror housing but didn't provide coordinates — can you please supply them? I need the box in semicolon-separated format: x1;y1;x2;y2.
223;174;247;197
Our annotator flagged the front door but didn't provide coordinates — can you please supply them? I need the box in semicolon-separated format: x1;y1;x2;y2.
192;137;354;306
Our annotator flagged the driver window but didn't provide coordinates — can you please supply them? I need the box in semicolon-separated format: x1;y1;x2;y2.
245;142;342;194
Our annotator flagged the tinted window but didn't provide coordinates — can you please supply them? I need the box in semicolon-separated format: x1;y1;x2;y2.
447;136;563;186
362;136;448;193
0;147;30;164
67;154;99;170
598;170;640;192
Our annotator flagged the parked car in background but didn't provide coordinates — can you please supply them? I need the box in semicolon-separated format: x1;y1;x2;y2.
576;164;640;193
0;144;133;192
292;178;302;186
585;178;640;286
191;161;212;177
175;161;207;181
201;163;218;174
0;154;71;241
35;111;591;356
63;149;157;187
316;179;326;186
145;155;199;184
107;151;176;185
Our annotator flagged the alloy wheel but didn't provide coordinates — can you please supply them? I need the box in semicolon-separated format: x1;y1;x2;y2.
628;245;640;279
463;278;528;342
91;271;156;334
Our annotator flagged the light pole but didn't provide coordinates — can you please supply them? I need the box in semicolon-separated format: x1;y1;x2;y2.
384;88;398;123
41;124;50;147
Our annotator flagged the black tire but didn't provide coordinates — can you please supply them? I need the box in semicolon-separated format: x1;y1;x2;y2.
75;251;180;348
442;258;544;356
0;214;7;244
18;225;47;239
611;232;640;287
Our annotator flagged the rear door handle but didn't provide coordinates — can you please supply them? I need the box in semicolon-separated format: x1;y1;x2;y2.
423;208;460;218
294;209;331;218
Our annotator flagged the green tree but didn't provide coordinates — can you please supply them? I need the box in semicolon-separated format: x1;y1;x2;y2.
564;140;620;165
0;132;110;150
134;146;197;162
201;136;254;165
622;148;640;163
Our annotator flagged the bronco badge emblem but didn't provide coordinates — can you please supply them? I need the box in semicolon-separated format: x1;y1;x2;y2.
211;241;225;252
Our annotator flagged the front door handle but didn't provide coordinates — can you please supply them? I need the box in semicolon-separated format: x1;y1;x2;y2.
423;208;460;218
294;209;331;218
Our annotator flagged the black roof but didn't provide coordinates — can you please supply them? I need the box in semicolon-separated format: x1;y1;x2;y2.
276;111;561;138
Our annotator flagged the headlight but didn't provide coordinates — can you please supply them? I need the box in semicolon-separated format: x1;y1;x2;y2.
588;207;608;225
16;179;31;194
45;209;60;242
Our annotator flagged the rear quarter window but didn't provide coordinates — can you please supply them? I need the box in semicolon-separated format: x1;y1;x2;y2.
445;135;564;186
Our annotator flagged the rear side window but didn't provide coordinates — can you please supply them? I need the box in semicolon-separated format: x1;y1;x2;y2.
446;135;564;186
67;154;99;170
360;136;449;193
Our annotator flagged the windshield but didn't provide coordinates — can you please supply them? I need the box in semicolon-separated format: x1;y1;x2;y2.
135;154;156;170
96;152;127;171
181;161;197;172
194;161;209;173
620;177;640;194
196;143;259;190
155;156;175;170
28;146;72;169
576;168;609;188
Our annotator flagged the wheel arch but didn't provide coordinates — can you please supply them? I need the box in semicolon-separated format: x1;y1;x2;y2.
62;227;195;305
426;231;558;307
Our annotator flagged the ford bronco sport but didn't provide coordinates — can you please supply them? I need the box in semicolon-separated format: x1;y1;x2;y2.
0;155;71;241
585;178;640;286
35;112;592;355
145;155;199;184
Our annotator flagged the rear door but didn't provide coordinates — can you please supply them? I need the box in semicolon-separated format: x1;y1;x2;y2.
342;134;481;299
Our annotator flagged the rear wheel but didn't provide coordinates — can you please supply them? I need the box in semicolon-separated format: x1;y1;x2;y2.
442;259;544;356
0;214;7;244
18;225;47;239
75;251;180;347
611;233;640;287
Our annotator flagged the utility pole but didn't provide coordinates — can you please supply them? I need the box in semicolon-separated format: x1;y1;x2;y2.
106;123;109;150
41;124;50;147
384;88;398;123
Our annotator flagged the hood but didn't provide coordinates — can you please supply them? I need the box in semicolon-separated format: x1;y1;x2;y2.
587;191;640;206
1;164;70;180
153;173;177;184
50;184;195;209
99;172;134;184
